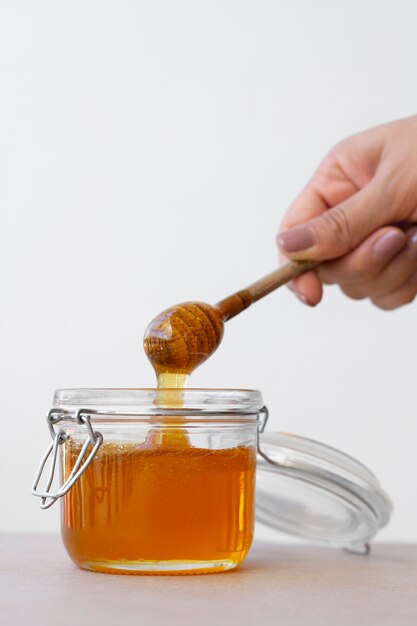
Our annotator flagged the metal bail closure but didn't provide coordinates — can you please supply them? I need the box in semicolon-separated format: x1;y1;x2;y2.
258;405;269;433
32;408;103;509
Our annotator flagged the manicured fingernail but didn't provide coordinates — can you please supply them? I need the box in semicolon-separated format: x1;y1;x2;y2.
294;291;309;305
373;231;405;259
406;228;417;260
289;287;312;305
277;226;316;253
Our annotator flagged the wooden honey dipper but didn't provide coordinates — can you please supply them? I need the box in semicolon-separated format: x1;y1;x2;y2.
144;259;318;380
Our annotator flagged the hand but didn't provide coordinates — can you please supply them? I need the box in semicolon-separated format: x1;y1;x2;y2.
277;116;417;310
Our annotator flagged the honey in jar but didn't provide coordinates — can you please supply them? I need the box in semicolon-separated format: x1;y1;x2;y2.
56;388;263;574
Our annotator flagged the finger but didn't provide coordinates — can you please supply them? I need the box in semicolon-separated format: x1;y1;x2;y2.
278;181;392;261
317;227;407;286
339;229;417;303
279;245;323;306
339;283;366;300
340;227;417;299
371;272;417;310
288;271;323;306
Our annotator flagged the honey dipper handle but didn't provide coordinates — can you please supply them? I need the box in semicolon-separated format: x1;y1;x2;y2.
215;260;319;321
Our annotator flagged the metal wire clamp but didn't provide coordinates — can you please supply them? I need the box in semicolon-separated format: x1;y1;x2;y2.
32;408;103;509
258;405;269;433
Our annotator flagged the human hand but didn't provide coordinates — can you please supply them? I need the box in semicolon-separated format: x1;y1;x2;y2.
277;116;417;310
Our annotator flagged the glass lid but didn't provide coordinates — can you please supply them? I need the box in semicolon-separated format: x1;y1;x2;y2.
256;432;392;553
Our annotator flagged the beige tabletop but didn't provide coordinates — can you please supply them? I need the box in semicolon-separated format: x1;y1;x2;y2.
0;534;416;626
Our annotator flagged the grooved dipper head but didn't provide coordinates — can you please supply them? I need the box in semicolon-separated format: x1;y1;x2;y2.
144;302;224;377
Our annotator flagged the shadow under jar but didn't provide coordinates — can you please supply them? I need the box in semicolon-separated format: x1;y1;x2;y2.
53;388;264;575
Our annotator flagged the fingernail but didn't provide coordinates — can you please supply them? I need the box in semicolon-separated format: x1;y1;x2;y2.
406;228;417;260
290;288;313;306
294;291;309;305
373;231;406;259
277;226;316;253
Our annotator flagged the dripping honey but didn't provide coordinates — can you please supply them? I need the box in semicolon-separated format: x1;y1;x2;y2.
61;309;256;574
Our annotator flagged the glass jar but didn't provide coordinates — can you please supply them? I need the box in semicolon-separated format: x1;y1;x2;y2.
33;387;393;574
33;388;265;575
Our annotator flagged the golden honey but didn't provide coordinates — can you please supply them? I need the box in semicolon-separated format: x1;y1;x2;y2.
61;435;256;574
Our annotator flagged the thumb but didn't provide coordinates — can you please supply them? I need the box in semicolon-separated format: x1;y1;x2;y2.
277;182;390;261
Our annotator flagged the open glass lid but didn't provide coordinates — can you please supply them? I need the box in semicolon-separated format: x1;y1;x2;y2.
256;431;393;553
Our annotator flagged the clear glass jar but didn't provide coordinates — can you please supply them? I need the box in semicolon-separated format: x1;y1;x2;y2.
34;388;265;575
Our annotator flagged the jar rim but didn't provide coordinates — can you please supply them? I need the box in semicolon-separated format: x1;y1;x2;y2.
53;388;264;418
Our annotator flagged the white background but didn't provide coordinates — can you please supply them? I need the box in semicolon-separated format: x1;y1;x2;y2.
1;0;416;542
